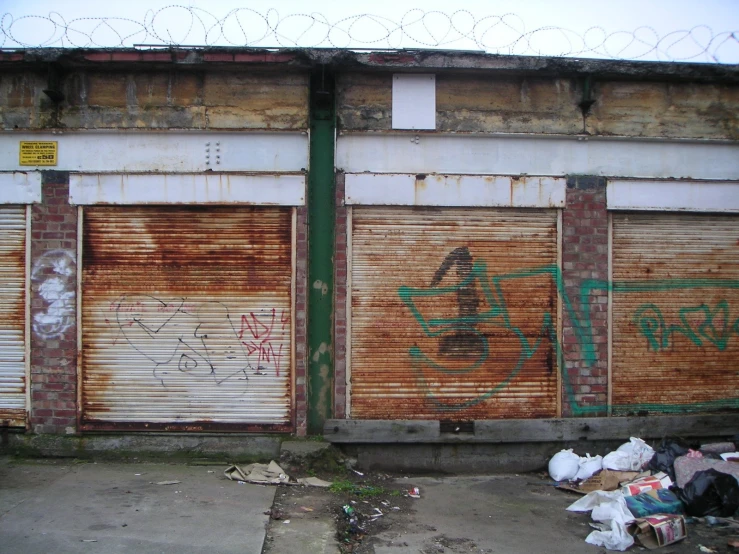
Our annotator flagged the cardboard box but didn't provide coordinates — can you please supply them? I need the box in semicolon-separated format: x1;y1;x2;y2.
629;514;687;550
621;472;672;496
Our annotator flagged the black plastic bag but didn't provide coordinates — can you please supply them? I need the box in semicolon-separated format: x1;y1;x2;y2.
675;468;739;517
648;437;690;481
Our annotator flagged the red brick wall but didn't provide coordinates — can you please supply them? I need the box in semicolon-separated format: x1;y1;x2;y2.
30;172;78;434
294;206;309;435
562;176;609;417
333;173;348;419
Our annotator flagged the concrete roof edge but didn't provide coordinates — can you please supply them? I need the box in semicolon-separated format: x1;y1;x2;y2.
1;46;737;82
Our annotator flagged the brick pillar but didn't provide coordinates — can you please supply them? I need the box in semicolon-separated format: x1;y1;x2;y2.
294;206;309;436
562;176;609;417
333;173;348;419
29;171;78;434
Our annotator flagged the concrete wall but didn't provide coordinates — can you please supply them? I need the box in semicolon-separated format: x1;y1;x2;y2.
337;72;739;139
1;68;309;131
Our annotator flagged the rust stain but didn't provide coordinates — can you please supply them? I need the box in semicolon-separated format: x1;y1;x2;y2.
0;207;26;355
0;409;26;427
80;205;293;428
350;207;559;420
414;174;428;205
368;53;417;64
84;206;291;295
80;420;294;433
611;212;739;412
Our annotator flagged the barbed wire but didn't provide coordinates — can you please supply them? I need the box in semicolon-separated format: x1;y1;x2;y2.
1;6;738;63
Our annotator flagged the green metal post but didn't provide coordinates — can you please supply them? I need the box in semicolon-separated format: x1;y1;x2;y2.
307;70;336;434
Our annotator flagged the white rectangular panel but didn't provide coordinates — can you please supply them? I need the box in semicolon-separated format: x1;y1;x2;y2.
0;132;309;173
392;74;436;130
607;179;739;212
345;173;565;207
69;173;306;206
0;172;42;204
336;134;739;180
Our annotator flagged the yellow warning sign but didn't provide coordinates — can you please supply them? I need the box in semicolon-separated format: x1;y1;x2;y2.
19;141;58;166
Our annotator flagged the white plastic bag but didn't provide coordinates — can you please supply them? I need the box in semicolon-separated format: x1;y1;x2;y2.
574;454;603;481
548;449;580;481
602;437;654;471
585;519;635;551
567;490;635;551
567;490;634;525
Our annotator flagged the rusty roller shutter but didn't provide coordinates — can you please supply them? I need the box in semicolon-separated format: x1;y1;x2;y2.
612;213;739;415
0;206;27;427
350;207;559;420
82;206;293;431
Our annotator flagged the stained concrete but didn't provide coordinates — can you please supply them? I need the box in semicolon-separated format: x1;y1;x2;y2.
4;432;282;461
264;490;340;554
0;458;275;554
371;475;598;554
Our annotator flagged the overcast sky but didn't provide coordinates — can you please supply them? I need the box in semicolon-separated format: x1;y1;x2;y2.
2;0;738;62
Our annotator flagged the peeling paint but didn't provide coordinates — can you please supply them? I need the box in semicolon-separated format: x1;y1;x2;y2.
312;279;329;296
31;250;76;340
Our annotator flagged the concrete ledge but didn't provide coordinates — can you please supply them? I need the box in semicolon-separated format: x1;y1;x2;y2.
2;433;282;461
344;441;628;474
324;415;739;444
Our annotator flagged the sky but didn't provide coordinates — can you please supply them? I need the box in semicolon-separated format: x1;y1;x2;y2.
1;0;738;62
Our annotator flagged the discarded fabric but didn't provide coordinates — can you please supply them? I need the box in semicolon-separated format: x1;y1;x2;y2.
224;461;333;487
225;461;290;484
700;442;736;455
624;488;684;518
674;455;739;488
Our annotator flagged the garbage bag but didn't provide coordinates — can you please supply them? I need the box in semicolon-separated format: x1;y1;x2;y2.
648;437;690;481
549;449;580;481
603;438;654;471
675;468;739;517
574;454;603;481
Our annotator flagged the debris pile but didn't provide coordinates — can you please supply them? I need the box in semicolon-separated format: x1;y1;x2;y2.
550;437;739;551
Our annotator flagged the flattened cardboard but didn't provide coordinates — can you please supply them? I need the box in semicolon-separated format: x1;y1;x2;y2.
557;470;640;495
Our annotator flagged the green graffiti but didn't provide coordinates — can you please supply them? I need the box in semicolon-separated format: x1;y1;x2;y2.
633;300;739;352
398;253;739;416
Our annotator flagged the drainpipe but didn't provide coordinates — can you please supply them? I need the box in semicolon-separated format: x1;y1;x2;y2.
307;68;336;434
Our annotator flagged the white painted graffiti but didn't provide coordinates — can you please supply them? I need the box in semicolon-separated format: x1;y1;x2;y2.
31;249;76;339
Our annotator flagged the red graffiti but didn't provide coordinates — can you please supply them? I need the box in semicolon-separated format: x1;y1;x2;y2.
238;309;288;377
